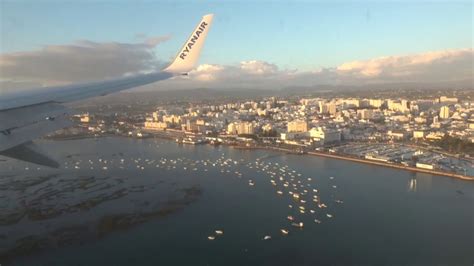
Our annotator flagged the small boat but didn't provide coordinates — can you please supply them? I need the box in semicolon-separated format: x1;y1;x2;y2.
208;236;216;240
277;191;283;195
280;229;289;235
287;215;294;221
291;222;304;228
215;230;224;235
335;200;344;204
263;235;272;240
310;210;315;214
314;219;321;224
326;214;333;218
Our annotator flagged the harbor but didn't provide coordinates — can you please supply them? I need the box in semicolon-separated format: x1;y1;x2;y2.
1;137;473;265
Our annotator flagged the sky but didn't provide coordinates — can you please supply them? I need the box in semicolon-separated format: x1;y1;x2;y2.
0;0;472;90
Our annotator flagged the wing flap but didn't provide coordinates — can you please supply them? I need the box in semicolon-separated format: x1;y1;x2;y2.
0;102;73;131
0;112;73;151
0;142;60;168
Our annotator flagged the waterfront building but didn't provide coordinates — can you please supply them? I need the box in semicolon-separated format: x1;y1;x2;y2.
163;115;182;125
287;120;308;133
309;127;341;143
228;121;255;135
144;121;168;130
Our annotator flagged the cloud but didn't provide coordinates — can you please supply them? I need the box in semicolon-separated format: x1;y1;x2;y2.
0;36;170;87
1;43;472;91
188;60;288;83
180;48;473;89
336;49;473;80
240;60;278;75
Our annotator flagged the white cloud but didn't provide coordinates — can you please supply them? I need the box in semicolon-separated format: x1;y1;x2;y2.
181;48;473;88
1;44;472;91
336;48;473;79
189;64;225;81
240;60;278;75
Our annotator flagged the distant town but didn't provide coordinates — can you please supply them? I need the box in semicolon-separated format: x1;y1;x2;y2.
54;89;474;179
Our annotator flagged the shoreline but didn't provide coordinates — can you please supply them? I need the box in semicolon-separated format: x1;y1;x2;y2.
253;146;474;181
46;133;474;181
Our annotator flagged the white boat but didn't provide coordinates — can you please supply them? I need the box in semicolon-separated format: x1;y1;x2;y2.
291;222;304;228
314;219;321;224
215;230;224;235
280;229;289;235
326;214;333;218
263;235;272;240
277;191;283;195
287;215;294;221
208;236;216;240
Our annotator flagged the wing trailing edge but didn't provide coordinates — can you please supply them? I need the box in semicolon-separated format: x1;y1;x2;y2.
0;142;60;168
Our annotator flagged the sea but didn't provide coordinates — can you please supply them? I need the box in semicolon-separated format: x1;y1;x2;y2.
0;137;473;266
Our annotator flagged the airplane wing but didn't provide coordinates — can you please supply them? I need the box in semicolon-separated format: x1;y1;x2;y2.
0;14;214;167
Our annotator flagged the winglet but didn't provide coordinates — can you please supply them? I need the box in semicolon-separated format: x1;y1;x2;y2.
164;14;214;74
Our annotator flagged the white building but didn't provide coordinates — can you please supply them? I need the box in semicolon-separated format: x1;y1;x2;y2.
439;106;450;119
227;121;255;135
309;127;341;143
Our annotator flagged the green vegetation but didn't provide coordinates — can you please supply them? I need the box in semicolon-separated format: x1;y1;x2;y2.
436;135;474;155
260;130;279;137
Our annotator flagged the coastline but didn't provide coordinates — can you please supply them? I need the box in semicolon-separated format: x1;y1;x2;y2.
46;133;474;181
235;145;474;181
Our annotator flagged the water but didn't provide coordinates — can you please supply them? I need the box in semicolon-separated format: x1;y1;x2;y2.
1;137;473;265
